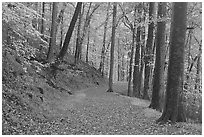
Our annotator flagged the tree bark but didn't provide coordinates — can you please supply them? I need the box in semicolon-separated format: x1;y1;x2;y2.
140;4;148;100
121;52;125;81
143;2;155;100
86;25;90;63
74;4;82;64
149;2;166;111
47;2;58;63
133;4;142;98
157;2;187;123
117;37;121;81
57;2;82;62
107;3;117;92
127;32;135;96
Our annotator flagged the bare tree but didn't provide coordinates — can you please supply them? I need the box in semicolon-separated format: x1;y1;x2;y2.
99;2;111;76
107;3;117;92
57;2;82;62
47;2;58;62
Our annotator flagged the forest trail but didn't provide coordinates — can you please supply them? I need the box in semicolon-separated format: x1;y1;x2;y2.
46;82;201;135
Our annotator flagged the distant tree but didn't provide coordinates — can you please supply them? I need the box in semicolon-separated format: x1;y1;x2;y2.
107;3;117;92
119;3;137;96
117;35;121;81
195;39;202;90
99;2;111;76
47;2;58;63
80;3;100;49
56;2;82;62
40;2;45;36
157;2;187;123
86;25;90;63
57;3;66;48
75;3;100;64
149;2;167;111
143;2;155;100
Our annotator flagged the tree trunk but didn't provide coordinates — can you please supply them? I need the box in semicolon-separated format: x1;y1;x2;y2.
41;2;45;36
117;37;121;81
57;2;82;62
140;44;145;98
127;32;135;96
149;2;166;111
35;2;39;31
195;44;201;90
99;2;110;76
60;17;64;49
140;4;148;100
107;3;117;92
121;52;125;81
78;3;100;63
86;25;90;63
185;28;193;84
143;2;155;100
133;4;142;98
133;25;141;98
57;4;66;49
79;3;91;48
157;2;187;123
47;2;58;63
74;4;82;64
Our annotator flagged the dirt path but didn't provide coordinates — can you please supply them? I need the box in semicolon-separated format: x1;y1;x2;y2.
17;82;200;135
40;82;201;135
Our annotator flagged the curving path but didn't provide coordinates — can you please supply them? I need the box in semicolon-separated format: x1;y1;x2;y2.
26;82;202;135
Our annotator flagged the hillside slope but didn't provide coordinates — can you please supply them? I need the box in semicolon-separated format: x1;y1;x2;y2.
2;13;106;134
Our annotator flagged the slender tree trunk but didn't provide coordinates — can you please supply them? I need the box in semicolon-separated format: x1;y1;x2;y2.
35;2;39;31
117;37;121;81
126;60;129;82
47;2;58;63
79;3;91;48
99;2;110;76
57;4;66;49
57;2;82;62
185;28;192;83
157;2;187;123
139;44;145;97
195;44;201;89
78;3;100;62
140;5;148;100
143;2;155;100
60;18;64;49
133;24;141;98
41;2;45;36
86;25;90;63
107;3;117;92
149;2;167;111
127;32;135;96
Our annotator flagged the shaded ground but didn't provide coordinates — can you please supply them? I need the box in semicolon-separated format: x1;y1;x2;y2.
3;82;202;135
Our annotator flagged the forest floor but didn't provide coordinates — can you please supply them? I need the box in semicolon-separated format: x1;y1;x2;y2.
3;81;202;135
